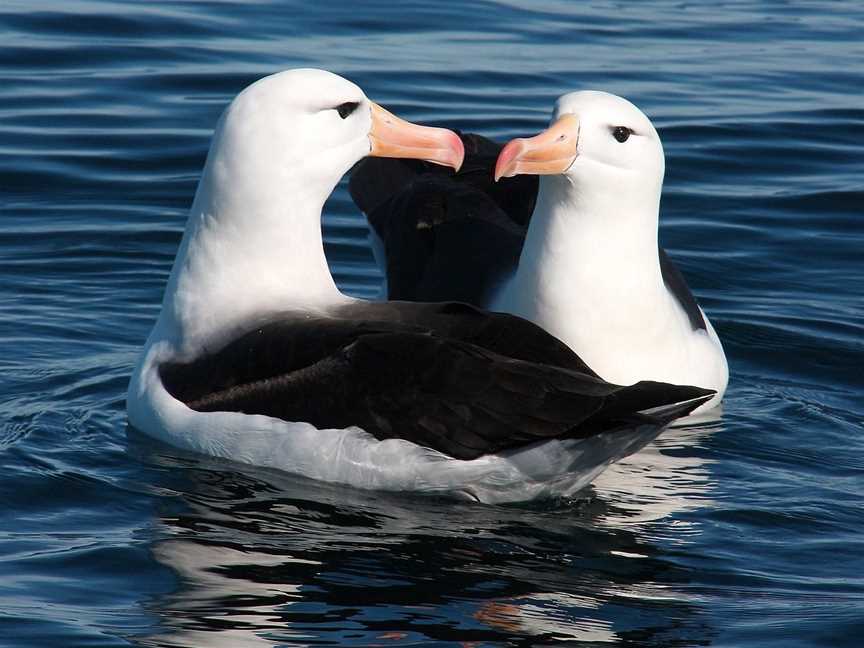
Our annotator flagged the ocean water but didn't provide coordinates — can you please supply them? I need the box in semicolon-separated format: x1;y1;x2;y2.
1;0;862;645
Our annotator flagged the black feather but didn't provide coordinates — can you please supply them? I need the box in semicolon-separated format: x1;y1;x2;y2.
161;301;714;460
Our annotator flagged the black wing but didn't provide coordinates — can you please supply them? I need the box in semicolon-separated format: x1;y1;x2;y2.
350;132;708;332
160;302;713;460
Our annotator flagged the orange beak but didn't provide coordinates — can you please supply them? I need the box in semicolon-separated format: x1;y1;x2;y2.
369;103;464;171
494;114;580;181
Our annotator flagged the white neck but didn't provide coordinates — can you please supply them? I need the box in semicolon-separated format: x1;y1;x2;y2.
154;137;345;355
507;173;662;305
497;172;672;370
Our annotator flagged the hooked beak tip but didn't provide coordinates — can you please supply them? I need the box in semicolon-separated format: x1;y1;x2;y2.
494;139;525;182
444;130;465;172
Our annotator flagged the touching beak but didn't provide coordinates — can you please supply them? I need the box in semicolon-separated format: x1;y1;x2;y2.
494;114;580;181
369;103;464;171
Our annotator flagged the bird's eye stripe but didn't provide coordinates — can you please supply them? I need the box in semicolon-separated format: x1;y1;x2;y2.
336;102;360;119
612;126;631;143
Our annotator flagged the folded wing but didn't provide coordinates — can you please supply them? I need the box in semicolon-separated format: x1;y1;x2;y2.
160;303;713;460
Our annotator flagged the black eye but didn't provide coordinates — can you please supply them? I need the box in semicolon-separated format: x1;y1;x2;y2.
612;126;631;143
336;102;360;119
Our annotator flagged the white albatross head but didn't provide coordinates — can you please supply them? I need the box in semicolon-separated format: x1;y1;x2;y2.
155;68;464;354
204;68;464;214
494;91;664;210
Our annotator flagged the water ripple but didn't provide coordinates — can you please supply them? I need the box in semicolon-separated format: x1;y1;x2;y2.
1;1;863;647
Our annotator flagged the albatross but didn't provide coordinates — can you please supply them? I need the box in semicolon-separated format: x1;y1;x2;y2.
351;91;728;412
127;70;714;503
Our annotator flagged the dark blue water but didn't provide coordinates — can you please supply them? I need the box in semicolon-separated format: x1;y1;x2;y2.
2;1;862;645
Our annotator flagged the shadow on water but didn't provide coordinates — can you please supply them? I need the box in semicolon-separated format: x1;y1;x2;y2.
126;416;723;647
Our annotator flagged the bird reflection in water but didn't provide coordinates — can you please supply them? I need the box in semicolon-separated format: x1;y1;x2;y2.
129;414;721;646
